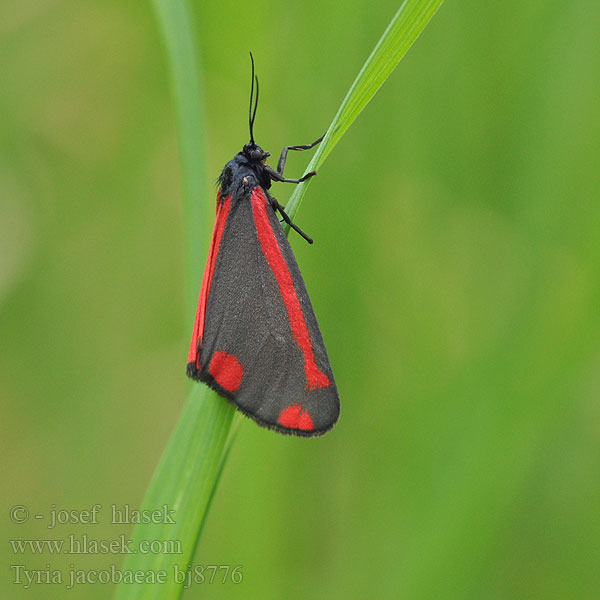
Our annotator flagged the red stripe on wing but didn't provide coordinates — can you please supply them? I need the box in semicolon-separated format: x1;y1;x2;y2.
250;187;330;391
187;191;232;366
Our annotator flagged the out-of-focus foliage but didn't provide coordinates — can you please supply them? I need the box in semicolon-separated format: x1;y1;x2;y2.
2;1;599;599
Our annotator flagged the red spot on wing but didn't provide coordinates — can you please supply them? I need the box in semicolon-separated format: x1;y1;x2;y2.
251;187;330;391
209;351;244;393
188;191;232;367
278;403;314;431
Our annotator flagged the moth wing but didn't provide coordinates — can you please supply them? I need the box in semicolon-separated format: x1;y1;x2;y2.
188;186;339;436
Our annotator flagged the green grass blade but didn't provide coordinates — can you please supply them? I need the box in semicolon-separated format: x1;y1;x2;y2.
114;1;236;598
152;0;208;316
114;387;234;600
285;0;445;224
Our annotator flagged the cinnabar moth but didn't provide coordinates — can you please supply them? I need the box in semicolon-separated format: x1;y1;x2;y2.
186;54;340;437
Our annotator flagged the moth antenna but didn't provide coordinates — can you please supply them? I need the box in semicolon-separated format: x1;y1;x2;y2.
249;52;256;144
252;76;259;139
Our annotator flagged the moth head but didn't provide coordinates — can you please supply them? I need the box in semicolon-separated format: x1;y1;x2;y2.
243;143;270;163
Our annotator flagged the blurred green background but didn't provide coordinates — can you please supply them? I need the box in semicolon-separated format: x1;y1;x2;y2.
2;0;600;598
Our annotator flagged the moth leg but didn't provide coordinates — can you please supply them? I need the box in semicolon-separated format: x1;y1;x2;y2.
271;197;313;244
265;164;317;184
277;134;325;175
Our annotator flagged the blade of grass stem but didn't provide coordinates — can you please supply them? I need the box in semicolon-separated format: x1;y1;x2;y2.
114;1;236;598
114;386;234;600
152;0;208;315
285;0;445;225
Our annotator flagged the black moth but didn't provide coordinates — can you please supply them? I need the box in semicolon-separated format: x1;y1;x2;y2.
187;54;340;436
